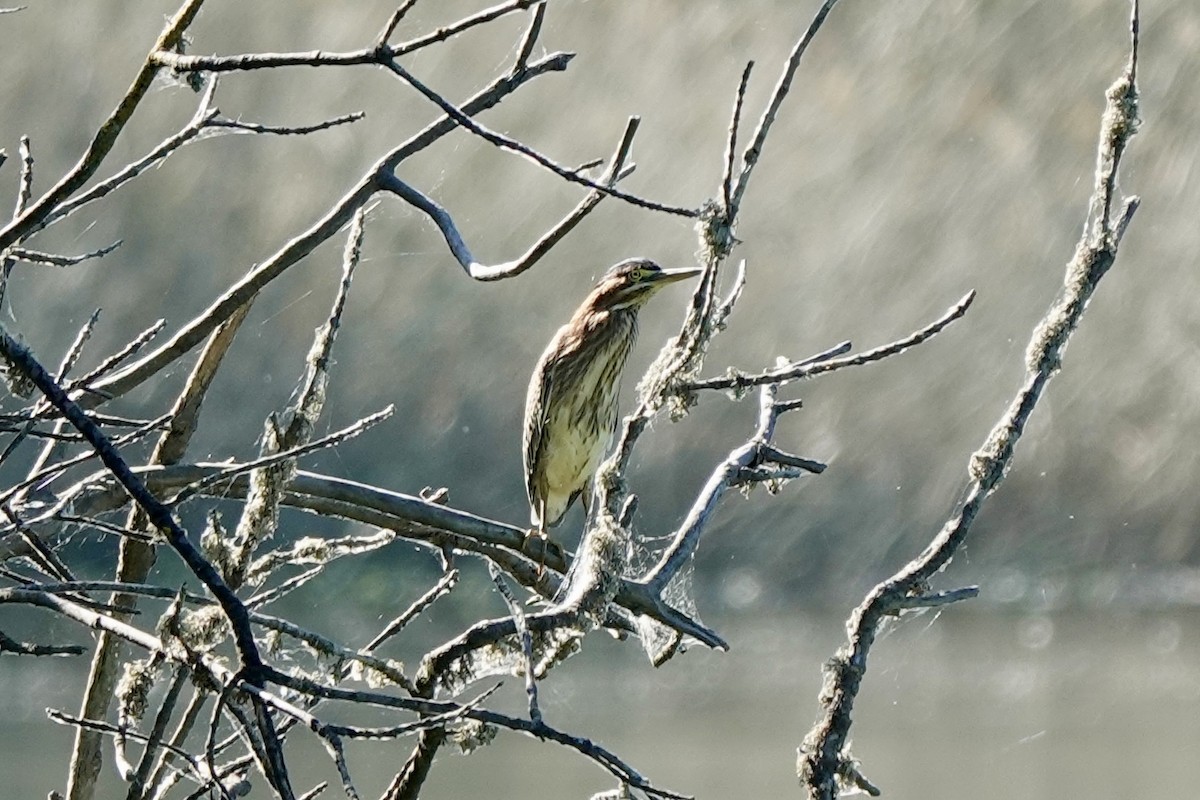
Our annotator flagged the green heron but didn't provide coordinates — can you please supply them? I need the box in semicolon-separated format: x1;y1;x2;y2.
523;258;701;551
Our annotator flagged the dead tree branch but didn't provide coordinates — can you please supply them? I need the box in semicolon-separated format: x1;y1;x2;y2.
798;3;1141;796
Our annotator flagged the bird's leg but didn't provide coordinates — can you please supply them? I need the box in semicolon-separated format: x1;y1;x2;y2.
534;526;548;579
526;500;549;578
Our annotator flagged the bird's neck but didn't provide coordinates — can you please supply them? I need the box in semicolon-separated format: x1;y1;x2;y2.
586;306;638;340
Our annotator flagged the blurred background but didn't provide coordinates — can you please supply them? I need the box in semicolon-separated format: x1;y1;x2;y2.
1;0;1198;797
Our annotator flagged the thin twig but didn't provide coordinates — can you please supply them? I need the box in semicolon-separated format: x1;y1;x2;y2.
5;241;122;267
68;318;167;393
3;507;74;582
57;514;155;542
489;562;541;724
31;463;726;647
55;310;102;383
383;58;698;218
245;565;325;610
0;413;171;512
731;0;843;215
126;665;191;797
390;0;541;56
269;669;691;800
151;1;541;72
512;1;546;73
7;310;102;472
686;292;976;393
711;258;748;332
376;0;422;46
377;116;640;280
365;568;460;652
43;80;220;230
16;135;33;214
0;135;34;305
171;406;393;504
722;62;754;214
209;111;365;137
47;709;204;778
144;685;210;799
0;628;84;656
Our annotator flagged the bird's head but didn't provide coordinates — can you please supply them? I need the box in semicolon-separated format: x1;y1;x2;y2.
590;258;702;312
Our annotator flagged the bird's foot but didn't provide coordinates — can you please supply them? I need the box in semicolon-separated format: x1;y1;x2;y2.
524;527;549;579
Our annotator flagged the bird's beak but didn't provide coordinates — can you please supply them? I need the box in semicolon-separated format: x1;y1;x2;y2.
652;267;704;285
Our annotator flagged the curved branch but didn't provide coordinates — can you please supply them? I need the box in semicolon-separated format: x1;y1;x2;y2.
377;117;640;280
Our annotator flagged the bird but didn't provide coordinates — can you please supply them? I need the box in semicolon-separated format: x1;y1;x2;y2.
522;258;702;560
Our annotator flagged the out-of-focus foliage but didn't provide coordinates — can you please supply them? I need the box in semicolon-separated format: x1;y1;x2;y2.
1;0;1195;611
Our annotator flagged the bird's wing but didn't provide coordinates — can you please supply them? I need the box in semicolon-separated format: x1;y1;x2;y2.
523;350;557;510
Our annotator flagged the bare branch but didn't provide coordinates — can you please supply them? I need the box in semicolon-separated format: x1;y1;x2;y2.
711;258;748;332
4;310;102;471
64;294;254;800
269;669;692;800
488;562;541;724
68;318;167;394
1;412;171;506
89;50;573;405
216;210;367;589
890;586;980;611
15;134;34;215
642;384;822;594
1;412;171;510
377;116;640;280
512;1;547;74
0;628;84;656
0;134;34;306
3;506;75;582
0;328;278;780
33;463;722;648
376;1;422;47
298;783;328;800
381;60;697;218
799;7;1141;794
0;0;207;252
41;80;221;231
731;0;843;215
1090;0;1141;240
171;405;393;505
47;709;204;778
150;1;542;73
722;62;753;214
390;0;541;56
245;565;325;610
686;291;976;394
126;665;191;796
365;568;459;652
55;310;102;384
208;111;365;137
5;240;122;267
